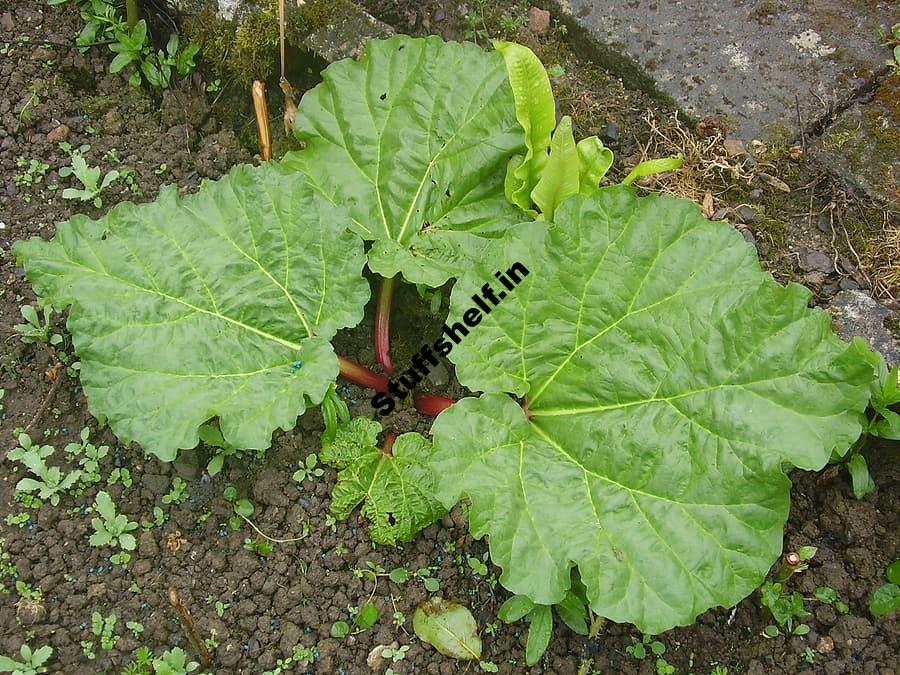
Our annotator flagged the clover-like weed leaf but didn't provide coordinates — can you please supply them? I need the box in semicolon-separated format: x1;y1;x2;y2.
283;35;525;286
320;417;444;545
428;187;873;634
13;163;369;461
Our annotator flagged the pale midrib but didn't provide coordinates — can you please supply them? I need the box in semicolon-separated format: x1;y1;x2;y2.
528;420;769;509
529;372;821;418
66;255;303;352
393;70;504;243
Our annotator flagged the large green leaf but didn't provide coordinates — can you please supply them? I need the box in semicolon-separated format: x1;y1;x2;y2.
13;163;369;461
428;187;872;633
282;35;525;286
320;417;444;545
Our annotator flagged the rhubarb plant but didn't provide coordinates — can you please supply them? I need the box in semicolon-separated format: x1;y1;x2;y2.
427;188;873;634
13;163;370;461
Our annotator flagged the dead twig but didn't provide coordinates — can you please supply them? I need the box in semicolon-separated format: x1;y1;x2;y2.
252;80;272;161
168;587;212;666
24;348;64;435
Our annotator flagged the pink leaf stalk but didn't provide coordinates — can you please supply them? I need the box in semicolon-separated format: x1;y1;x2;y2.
375;276;396;375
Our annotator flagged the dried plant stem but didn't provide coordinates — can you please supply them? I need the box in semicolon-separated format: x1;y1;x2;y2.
24;347;63;434
168;587;212;666
252;81;271;161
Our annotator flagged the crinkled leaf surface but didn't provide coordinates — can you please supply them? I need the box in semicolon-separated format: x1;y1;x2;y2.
428;188;872;633
320;417;444;545
282;35;525;286
13;163;369;461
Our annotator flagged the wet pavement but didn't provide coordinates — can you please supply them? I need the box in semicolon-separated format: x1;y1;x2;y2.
554;0;895;145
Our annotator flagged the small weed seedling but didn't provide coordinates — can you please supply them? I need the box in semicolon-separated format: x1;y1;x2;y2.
65;427;109;488
162;477;189;505
198;422;238;476
760;581;810;637
6;513;29;528
869;560;900;617
15;581;42;602
262;644;317;675
121;646;153;675
223;487;253;530
625;634;667;660
813;586;850;615
9;434;80;506
466;553;489;577
13;159;50;200
60;151;118;208
89;491;138;559
330;601;378;638
13;305;62;346
152;647;199;675
381;645;409;663
243;536;274;557
0;643;52;675
292;453;324;485
80;640;95;661
878;23;900;75
141;506;166;530
110;21;199;88
498;591;592;667
125;620;143;638
107;468;132;488
357;562;440;595
91;611;119;651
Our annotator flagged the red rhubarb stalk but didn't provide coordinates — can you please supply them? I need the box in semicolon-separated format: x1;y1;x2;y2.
337;356;388;393
381;432;397;456
414;392;456;416
375;276;396;375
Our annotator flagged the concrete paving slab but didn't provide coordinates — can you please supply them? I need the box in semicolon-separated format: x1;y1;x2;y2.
809;77;899;206
553;0;896;143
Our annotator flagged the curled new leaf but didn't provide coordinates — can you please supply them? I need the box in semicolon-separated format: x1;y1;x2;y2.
284;35;525;286
493;40;555;211
320;417;444;545
428;187;872;633
13;163;370;461
531;116;579;221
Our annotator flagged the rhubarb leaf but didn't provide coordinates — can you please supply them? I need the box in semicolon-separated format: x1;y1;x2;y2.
13;163;369;461
577;136;614;194
283;35;525;287
429;187;873;633
493;40;555;212
320;417;444;545
531;116;579;220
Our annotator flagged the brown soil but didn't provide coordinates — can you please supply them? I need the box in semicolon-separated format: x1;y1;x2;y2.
0;2;897;674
